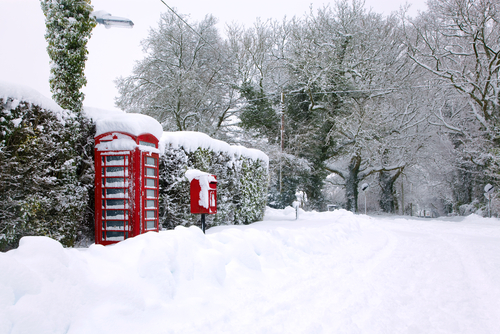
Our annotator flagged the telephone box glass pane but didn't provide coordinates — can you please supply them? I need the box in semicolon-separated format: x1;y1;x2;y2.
106;231;124;241
145;167;156;176
105;221;127;229
105;178;125;187
145;157;157;166
145;178;156;187
104;188;127;198
106;199;126;208
146;220;156;229
106;167;127;176
105;210;127;219
146;189;156;198
145;200;156;208
145;210;156;218
105;155;126;165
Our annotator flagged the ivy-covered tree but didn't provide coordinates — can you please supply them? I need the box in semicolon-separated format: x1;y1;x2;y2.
40;0;96;113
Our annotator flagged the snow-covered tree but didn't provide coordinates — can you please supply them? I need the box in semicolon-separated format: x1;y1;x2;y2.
115;11;238;138
406;0;499;133
40;0;96;113
404;0;499;199
276;2;429;212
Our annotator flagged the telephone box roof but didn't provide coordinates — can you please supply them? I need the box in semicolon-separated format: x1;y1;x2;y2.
86;107;163;141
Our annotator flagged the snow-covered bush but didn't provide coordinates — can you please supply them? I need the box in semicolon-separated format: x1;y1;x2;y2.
0;92;95;251
159;132;268;229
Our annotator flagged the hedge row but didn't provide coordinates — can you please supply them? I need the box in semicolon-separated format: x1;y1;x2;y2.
0;96;95;251
159;134;269;229
1;90;269;250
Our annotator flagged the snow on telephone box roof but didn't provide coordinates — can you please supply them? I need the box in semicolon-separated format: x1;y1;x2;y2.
88;107;164;141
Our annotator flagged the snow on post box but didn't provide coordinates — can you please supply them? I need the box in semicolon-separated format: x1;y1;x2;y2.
186;170;217;214
93;113;163;245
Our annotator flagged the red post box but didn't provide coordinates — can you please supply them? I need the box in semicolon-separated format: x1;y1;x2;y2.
186;170;217;233
94;131;160;245
189;175;217;214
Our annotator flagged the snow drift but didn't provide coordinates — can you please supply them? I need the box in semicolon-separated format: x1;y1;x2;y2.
2;209;500;333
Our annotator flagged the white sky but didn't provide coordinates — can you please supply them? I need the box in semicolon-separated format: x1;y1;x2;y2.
0;0;427;112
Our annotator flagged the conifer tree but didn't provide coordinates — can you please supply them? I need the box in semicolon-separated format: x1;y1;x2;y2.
40;0;96;113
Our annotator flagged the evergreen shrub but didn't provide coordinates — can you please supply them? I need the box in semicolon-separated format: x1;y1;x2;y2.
0;97;95;251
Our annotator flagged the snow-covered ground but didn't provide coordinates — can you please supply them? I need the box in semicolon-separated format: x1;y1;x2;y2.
1;208;500;334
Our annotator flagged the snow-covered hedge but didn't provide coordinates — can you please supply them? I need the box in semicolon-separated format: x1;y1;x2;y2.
159;132;269;229
0;83;95;251
0;83;268;250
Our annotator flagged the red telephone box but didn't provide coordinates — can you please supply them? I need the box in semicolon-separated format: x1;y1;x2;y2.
94;131;160;245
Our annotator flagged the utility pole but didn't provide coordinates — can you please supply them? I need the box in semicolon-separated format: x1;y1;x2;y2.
280;91;285;193
401;181;405;216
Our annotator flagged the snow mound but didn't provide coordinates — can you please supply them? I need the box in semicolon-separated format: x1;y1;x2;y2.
0;209;360;333
0;81;63;114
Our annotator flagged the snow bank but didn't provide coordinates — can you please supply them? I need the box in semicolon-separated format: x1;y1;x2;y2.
2;211;500;333
161;131;269;164
0;209;361;334
0;81;63;115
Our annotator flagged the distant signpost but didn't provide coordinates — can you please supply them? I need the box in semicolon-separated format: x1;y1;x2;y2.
485;184;494;218
361;183;369;215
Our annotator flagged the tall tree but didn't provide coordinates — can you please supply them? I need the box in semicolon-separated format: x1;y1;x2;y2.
115;12;238;138
40;0;96;113
404;0;499;206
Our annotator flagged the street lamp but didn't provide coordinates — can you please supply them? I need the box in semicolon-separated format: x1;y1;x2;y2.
91;10;134;29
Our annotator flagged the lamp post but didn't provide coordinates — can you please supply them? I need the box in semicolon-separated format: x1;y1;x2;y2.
91;11;134;29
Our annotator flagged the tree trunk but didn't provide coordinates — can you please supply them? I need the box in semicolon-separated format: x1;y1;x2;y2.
378;168;403;214
345;156;361;213
379;171;395;213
